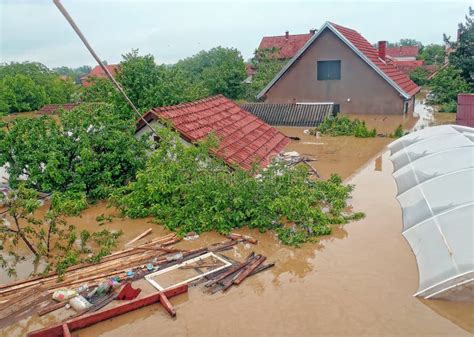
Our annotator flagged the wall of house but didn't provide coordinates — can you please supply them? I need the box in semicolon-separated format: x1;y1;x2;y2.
264;29;406;115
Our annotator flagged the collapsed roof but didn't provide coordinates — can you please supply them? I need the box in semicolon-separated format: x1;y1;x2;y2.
136;95;289;170
388;124;474;301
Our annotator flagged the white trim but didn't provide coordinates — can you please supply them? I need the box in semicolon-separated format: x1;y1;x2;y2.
257;22;411;100
145;252;232;291
296;102;334;105
424;278;474;299
413;270;474;297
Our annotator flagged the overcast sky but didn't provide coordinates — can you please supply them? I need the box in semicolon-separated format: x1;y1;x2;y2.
0;0;470;68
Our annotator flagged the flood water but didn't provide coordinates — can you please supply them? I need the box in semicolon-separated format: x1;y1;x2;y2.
2;150;472;337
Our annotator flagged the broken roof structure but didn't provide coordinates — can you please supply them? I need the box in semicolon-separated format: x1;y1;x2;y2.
388;124;474;301
136;95;289;170
258;22;420;100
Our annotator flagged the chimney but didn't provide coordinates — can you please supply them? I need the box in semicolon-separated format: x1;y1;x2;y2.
378;41;387;61
285;31;289;39
310;29;316;35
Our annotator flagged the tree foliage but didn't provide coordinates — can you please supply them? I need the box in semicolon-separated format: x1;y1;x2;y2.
0;185;121;277
245;48;286;101
53;65;92;83
112;127;363;246
418;44;446;65
388;39;423;48
444;7;474;86
430;66;470;106
0;103;148;200
0;62;78;113
311;116;377;138
409;66;430;85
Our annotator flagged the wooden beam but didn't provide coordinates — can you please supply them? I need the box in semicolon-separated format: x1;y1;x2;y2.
158;293;176;317
62;324;71;337
125;228;152;246
27;284;188;337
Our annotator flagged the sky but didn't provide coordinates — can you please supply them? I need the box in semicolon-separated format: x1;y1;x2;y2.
0;0;470;68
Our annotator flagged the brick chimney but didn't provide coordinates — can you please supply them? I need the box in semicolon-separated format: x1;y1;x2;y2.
310;29;316;35
285;31;289;39
378;41;387;61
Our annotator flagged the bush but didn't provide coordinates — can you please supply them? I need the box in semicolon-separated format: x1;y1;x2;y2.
409;67;430;86
112;128;364;246
311;116;376;138
439;101;457;113
430;66;470;105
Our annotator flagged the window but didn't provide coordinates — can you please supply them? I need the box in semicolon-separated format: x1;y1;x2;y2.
317;60;341;80
332;104;340;116
403;101;409;114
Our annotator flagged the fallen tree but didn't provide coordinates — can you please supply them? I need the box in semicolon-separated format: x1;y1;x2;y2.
113;128;364;246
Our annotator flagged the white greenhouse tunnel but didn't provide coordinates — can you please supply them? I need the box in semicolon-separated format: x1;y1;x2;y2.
388;124;474;302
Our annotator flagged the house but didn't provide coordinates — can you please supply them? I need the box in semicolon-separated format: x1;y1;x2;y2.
257;22;420;115
388;59;424;75
136;95;289;170
386;46;419;61
80;64;120;87
258;30;316;59
456;94;474;127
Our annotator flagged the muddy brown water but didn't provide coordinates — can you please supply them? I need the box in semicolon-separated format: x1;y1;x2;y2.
1;151;473;336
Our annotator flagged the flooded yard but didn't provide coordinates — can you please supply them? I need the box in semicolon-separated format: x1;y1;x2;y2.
2;151;472;336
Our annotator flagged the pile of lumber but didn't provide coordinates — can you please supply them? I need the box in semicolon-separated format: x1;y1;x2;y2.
0;233;180;323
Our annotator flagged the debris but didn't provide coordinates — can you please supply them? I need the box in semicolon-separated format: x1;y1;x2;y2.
227;233;258;244
69;295;92;312
52;289;78;302
116;283;141;301
124;228;152;246
27;284;188;337
184;231;199;241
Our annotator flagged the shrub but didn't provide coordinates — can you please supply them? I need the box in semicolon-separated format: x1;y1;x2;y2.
311;116;376;138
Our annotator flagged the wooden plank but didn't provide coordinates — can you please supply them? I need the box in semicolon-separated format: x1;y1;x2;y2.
204;253;255;287
227;233;258;244
233;256;266;285
62;324;71;337
27;284;188;337
38;301;68;317
158;293;176;317
125;228;152;246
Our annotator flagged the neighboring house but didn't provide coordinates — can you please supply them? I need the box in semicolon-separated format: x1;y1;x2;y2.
80;64;120;87
258;29;317;59
258;22;420;115
456;94;474;127
243;64;256;84
388;59;424;75
136;95;289;170
386;46;419;61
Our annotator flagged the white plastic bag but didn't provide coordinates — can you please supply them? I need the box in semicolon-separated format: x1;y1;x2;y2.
52;289;78;302
69;295;92;311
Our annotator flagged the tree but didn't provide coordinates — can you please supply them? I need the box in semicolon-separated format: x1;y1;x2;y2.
176;47;246;99
444;7;473;85
409;67;430;85
418;44;446;65
0;62;78;113
0;74;47;112
53;65;91;83
0;185;121;277
245;48;286;101
388;39;423;48
430;66;470;106
0;103;149;200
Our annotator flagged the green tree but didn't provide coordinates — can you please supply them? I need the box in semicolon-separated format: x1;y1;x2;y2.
176;47;246;99
388;39;423;48
430;66;470;106
0;74;47;112
0;185;121;277
409;67;430;85
444;7;474;85
0;103;148;200
245;48;286;101
418;44;446;65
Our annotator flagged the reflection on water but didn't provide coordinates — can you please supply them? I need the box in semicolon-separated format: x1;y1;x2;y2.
374;155;383;172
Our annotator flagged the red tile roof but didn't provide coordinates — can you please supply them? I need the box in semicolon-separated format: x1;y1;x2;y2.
388;59;424;75
258;32;314;59
386;46;419;58
81;64;120;87
330;23;420;97
139;95;289;170
38;103;81;114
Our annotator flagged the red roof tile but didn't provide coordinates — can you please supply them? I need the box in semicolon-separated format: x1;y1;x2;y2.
81;64;120;87
258;32;314;59
38;103;81;114
330;23;420;97
386;46;419;58
388;59;424;75
139;95;289;170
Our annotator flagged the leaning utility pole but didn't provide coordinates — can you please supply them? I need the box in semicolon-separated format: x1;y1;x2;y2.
52;0;158;136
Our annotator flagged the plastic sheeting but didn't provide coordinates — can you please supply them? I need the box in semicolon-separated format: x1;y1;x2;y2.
388;124;474;300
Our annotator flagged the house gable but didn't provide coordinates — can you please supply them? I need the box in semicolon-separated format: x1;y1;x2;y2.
258;22;419;101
